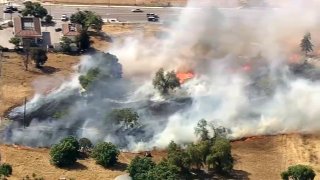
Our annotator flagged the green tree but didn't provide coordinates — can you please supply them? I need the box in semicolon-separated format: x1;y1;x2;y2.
197;140;211;164
186;143;203;169
152;68;180;95
147;159;179;180
22;1;48;18
91;142;120;168
110;108;139;128
70;10;103;31
60;37;73;53
44;14;53;24
31;49;48;68
206;138;233;173
76;30;90;50
9;37;21;49
300;32;313;56
0;163;12;177
167;141;191;173
50;136;80;167
281;164;316;180
194;119;210;141
79;137;93;153
79;68;100;89
127;156;155;180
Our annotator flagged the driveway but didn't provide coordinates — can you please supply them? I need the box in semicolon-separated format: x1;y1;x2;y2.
0;27;14;49
41;20;64;46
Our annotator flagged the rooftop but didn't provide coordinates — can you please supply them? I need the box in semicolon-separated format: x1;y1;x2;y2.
62;23;81;36
13;17;42;38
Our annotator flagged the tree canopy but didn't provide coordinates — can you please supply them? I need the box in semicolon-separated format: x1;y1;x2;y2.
300;32;313;56
31;49;48;68
50;136;79;167
9;37;21;49
110;108;139;128
281;164;316;180
70;10;103;31
152;68;180;95
127;156;155;180
91;142;120;168
22;1;48;18
79;68;100;89
0;163;12;177
76;30;90;50
147;160;179;180
195;119;210;141
60;37;73;53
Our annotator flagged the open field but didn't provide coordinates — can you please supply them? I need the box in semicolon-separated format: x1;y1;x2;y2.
0;134;318;179
0;24;320;179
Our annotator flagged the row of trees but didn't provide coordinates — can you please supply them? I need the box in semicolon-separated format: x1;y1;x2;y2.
50;137;119;168
126;119;233;179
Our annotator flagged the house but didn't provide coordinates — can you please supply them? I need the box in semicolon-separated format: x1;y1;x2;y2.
62;23;81;41
13;16;42;46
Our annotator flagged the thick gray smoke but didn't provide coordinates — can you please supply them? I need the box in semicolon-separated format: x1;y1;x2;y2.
5;0;320;150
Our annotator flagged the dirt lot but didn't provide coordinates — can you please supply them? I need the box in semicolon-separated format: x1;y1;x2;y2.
0;24;320;180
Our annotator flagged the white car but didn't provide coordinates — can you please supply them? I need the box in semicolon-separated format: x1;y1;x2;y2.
61;14;68;21
108;18;119;23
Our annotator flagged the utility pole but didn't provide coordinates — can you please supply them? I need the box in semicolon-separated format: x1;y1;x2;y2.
23;97;26;128
0;51;4;125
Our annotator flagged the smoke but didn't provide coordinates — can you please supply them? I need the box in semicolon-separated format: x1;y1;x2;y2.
5;0;320;150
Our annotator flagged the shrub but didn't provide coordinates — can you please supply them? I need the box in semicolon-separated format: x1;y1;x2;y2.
50;136;79;167
147;160;179;180
79;68;100;89
91;142;119;168
0;163;12;177
281;164;316;180
127;156;155;180
109;108;139;128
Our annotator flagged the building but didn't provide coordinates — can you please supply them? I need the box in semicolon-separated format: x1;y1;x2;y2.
13;16;42;46
62;23;81;41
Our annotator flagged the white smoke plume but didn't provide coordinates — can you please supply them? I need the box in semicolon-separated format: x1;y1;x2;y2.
5;0;320;150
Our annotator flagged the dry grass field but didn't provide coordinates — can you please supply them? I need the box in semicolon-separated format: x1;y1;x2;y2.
0;24;320;180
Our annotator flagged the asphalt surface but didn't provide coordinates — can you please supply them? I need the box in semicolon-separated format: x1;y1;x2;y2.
0;3;278;23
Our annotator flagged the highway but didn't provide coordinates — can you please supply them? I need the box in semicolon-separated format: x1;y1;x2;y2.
0;3;275;23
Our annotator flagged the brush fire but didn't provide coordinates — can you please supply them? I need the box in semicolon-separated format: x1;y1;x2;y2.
3;0;320;154
176;71;195;83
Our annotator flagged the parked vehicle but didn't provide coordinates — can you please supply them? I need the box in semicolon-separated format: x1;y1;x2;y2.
55;28;62;32
131;9;143;13
61;14;68;21
3;8;13;13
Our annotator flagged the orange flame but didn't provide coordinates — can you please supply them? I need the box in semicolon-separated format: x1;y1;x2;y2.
176;71;195;84
289;54;301;63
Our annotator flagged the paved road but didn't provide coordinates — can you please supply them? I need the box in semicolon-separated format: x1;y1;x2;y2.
0;3;278;23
